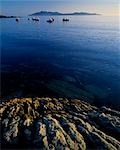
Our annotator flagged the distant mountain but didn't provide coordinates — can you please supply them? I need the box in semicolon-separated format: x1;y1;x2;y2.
30;11;99;16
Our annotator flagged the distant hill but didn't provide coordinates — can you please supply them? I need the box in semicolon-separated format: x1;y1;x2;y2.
30;11;99;16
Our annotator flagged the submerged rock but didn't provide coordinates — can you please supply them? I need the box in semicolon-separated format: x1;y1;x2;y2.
0;98;120;150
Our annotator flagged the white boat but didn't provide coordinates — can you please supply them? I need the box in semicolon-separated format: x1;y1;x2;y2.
46;18;54;23
32;17;40;21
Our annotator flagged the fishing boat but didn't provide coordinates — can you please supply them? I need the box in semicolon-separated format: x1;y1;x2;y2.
47;18;54;23
32;17;40;21
16;18;20;22
63;18;69;22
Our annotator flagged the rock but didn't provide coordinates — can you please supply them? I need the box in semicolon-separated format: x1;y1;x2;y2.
0;97;120;150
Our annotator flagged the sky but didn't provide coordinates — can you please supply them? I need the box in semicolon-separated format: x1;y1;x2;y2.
0;0;119;16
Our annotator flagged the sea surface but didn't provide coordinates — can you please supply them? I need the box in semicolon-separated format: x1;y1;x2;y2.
1;16;120;108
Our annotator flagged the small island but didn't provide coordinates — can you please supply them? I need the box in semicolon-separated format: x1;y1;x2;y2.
30;11;100;16
0;15;19;18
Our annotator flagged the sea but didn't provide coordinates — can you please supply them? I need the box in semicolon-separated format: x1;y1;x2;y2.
1;15;120;109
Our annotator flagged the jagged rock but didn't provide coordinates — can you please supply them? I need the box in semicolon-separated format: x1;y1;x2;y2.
0;98;120;150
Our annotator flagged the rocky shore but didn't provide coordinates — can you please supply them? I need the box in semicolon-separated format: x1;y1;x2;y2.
0;98;120;150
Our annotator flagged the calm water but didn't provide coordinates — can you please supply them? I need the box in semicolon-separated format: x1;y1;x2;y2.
1;16;120;108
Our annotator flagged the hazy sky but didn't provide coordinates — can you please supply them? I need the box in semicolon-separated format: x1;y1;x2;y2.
0;0;119;16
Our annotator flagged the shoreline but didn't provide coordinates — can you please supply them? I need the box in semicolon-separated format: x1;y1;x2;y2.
1;94;120;111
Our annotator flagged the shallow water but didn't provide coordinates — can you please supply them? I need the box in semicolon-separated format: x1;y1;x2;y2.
1;16;120;108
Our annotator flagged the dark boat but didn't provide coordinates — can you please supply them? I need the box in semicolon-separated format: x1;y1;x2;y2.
63;18;69;22
16;18;20;22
